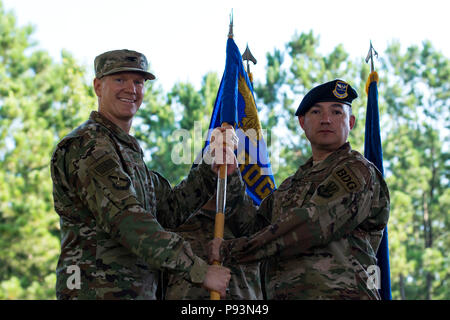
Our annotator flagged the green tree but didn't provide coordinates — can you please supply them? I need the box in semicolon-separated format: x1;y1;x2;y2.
253;32;450;299
134;72;220;184
255;30;367;183
381;40;449;299
253;47;290;181
1;0;448;300
0;0;95;299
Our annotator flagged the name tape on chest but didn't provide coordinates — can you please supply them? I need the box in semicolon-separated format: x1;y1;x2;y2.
332;166;361;193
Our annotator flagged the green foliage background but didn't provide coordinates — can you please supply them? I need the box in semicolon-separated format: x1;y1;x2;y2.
0;1;448;299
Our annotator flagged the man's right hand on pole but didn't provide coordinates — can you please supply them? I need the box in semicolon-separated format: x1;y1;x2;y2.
207;237;224;265
202;265;231;299
210;125;239;175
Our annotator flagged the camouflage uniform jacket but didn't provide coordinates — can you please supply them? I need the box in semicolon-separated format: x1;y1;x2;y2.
165;207;263;300
50;111;216;299
222;142;390;299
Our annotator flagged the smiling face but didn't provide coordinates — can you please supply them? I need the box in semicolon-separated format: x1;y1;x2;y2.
94;72;145;131
298;101;355;159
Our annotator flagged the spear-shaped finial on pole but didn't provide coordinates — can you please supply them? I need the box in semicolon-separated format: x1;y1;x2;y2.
228;9;234;38
365;40;379;94
242;44;257;84
365;40;379;73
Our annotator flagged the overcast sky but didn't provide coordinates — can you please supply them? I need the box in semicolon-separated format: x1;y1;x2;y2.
3;0;450;91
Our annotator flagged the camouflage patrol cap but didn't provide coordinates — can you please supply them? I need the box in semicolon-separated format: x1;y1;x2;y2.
295;79;358;116
94;49;155;80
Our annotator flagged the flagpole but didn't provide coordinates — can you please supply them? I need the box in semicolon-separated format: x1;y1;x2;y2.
209;11;276;299
242;44;257;86
364;41;392;300
210;150;227;301
365;41;379;95
210;11;234;301
212;38;257;302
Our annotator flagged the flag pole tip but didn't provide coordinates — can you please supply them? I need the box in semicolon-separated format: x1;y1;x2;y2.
228;9;234;38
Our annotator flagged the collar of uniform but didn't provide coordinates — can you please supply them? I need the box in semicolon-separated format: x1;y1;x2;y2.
89;111;142;153
293;142;352;179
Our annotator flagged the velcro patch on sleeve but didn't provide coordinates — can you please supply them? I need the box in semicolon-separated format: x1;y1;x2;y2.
108;174;131;190
312;178;346;205
94;158;118;176
332;165;362;193
316;180;340;198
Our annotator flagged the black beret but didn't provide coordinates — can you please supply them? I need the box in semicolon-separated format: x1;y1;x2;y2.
295;79;358;116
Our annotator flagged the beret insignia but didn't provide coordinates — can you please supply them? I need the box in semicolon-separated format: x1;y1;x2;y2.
332;80;349;99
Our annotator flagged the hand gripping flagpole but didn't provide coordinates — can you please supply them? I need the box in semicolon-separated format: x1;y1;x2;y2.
210;11;234;300
210;10;275;299
209;131;228;301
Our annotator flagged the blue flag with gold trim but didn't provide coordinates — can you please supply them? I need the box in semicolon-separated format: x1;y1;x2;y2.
364;71;392;300
204;38;276;205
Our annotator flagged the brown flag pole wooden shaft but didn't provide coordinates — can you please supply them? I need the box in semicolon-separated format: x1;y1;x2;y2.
210;122;229;300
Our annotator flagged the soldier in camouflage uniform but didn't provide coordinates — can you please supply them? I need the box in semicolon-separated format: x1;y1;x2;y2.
50;49;236;299
209;80;390;299
165;191;263;300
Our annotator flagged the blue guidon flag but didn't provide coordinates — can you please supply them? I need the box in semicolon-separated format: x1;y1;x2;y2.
202;37;276;205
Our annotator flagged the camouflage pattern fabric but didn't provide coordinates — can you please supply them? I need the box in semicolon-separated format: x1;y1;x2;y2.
164;207;263;300
50;111;217;300
94;49;155;80
221;142;390;300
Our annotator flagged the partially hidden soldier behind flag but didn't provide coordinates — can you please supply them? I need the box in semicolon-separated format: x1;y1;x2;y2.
164;191;263;300
50;49;240;299
208;79;390;299
164;37;273;300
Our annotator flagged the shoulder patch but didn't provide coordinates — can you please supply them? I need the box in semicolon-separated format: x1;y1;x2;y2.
94;158;118;176
108;174;131;190
332;165;362;193
317;180;340;198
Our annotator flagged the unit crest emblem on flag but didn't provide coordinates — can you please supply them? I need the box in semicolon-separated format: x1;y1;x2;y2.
238;74;262;144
